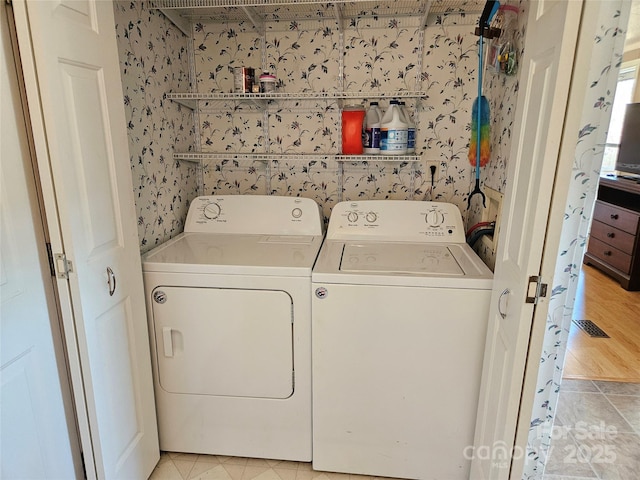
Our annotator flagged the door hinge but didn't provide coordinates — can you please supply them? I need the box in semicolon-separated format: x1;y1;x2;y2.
525;275;548;304
80;451;87;480
45;242;56;277
53;253;73;279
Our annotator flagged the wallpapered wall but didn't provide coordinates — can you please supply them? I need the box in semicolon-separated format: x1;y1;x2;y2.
113;1;197;253
193;7;524;240
470;0;526;268
113;0;525;262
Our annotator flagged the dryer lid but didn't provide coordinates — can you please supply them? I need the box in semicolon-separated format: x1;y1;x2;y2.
142;232;323;276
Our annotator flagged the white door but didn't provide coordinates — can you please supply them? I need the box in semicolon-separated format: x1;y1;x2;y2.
471;1;583;478
0;6;80;478
10;0;159;478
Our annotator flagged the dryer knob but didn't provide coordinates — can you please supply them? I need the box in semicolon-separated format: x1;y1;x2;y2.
347;211;359;223
365;212;377;223
204;202;222;220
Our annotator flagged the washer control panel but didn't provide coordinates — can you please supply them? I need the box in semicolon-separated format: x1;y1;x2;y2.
328;200;466;243
185;195;323;235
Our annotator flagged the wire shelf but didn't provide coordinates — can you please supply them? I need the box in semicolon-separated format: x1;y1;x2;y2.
151;0;484;24
167;91;428;109
173;152;422;162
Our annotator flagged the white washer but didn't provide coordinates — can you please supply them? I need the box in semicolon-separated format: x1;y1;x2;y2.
312;200;493;479
142;195;323;461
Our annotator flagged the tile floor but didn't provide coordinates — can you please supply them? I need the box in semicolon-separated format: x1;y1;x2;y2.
149;453;402;480
149;379;640;480
542;379;640;480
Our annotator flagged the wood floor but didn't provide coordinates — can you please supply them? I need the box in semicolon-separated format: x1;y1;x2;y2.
562;263;640;382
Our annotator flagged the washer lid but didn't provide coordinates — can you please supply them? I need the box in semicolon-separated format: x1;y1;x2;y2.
142;232;323;276
340;243;464;275
312;240;493;288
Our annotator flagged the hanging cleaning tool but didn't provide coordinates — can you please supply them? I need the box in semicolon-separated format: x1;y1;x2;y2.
468;0;500;209
468;96;491;168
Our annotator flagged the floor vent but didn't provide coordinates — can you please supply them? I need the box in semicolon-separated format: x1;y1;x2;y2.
572;319;610;338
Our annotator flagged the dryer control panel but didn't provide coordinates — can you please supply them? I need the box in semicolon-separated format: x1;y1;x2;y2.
185;195;323;235
327;200;466;243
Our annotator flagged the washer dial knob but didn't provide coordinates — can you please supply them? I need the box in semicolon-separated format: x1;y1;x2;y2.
365;212;377;223
347;211;359;223
204;202;222;220
292;208;303;218
425;210;444;227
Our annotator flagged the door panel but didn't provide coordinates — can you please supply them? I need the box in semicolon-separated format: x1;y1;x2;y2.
88;297;144;470
471;1;583;478
55;0;96;29
58;61;123;256
1;358;47;480
1;4;78;476
152;287;294;398
12;0;159;477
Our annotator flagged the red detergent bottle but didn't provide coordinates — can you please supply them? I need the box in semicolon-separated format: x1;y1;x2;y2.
342;104;366;155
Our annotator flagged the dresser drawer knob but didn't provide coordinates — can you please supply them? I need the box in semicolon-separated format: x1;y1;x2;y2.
604;250;612;256
607;232;615;238
610;214;619;220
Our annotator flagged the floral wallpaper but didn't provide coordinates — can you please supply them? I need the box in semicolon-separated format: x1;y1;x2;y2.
191;12;516;226
523;2;631;478
113;0;197;253
468;0;527;266
112;1;524;246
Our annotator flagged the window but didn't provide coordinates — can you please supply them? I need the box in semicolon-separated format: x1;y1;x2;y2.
602;61;639;172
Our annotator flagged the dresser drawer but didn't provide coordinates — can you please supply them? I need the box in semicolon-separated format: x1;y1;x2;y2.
588;237;633;274
590;220;636;255
593;201;640;235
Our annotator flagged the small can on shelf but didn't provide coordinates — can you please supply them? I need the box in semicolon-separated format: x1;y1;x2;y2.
259;71;277;93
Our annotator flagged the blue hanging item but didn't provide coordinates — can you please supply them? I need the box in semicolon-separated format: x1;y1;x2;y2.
468;0;500;209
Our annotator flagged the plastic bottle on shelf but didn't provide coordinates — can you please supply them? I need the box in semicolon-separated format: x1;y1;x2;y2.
372;102;383;122
342;104;366;155
363;101;382;154
379;100;408;155
399;101;416;154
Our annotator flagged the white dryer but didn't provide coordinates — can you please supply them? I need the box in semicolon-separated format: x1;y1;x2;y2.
312;200;493;479
142;195;323;461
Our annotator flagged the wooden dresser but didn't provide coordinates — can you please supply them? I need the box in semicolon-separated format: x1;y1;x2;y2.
584;176;640;291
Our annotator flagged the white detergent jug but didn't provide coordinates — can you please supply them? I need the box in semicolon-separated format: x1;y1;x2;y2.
399;101;416;154
380;100;408;155
363;102;382;154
